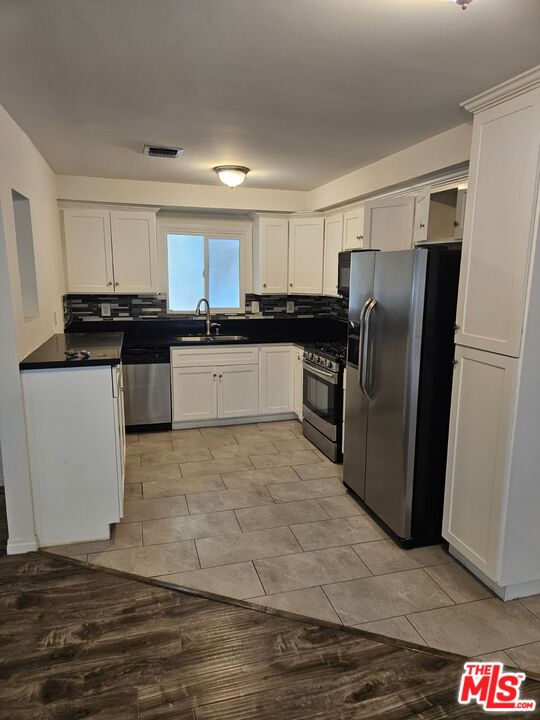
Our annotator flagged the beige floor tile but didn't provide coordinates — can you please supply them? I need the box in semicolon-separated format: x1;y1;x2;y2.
425;563;492;604
143;510;241;545
290;516;382;551
235;499;327;532
180;457;253;477
250;451;320;469
210;441;277;459
505;642;540;674
316;494;364;518
121;495;189;522
201;425;261;437
293;461;343;480
408;544;453;567
408;598;540;657
237;429;297;443
157;562;264;600
125;456;141;471
271;438;315;453
158;428;203;442
141;447;212;466
125;433;140;445
354;616;427;646
257;420;304;434
324;568;453;625
249;587;341;624
221;466;299;488
143;474;224;499
352;539;424;575
266;478;345;503
519;594;540;620
196;526;301;568
126;439;174;455
125;464;182;484
88;540;199;577
124;483;142;501
254;546;371;594
172;434;239;450
186;487;273;514
475;650;517;667
46;522;142;557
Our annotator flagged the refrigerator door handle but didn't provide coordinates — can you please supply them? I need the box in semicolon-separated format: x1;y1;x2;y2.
361;298;377;400
357;299;371;395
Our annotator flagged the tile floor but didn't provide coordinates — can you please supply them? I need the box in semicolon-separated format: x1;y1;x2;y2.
48;419;540;677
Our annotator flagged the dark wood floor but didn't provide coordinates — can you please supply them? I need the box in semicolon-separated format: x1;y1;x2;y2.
2;553;539;718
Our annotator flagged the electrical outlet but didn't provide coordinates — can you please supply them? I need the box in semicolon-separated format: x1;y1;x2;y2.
101;303;111;317
251;300;260;314
286;300;295;314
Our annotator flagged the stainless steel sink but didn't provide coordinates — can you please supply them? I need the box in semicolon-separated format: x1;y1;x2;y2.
174;335;248;343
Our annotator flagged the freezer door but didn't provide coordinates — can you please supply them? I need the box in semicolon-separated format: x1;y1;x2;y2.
363;249;427;539
343;251;376;500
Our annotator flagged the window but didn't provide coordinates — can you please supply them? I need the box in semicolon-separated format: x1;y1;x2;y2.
12;190;39;319
167;233;241;312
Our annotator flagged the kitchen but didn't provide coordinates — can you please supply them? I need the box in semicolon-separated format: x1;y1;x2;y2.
2;1;540;715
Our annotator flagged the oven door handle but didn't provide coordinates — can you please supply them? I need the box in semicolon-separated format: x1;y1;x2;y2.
303;361;339;384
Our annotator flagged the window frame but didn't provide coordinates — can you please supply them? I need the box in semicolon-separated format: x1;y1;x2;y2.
161;224;246;315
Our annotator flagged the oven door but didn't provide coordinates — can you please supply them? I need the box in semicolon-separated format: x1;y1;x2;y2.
302;360;341;441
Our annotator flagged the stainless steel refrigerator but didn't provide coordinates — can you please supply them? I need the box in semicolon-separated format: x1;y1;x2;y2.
343;246;461;546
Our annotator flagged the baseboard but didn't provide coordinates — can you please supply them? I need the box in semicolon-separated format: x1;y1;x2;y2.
7;537;38;555
172;413;298;430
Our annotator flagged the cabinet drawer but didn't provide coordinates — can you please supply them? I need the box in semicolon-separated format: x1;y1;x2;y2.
171;346;259;368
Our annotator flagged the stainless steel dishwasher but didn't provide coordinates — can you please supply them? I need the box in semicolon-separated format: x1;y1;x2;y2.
122;346;171;431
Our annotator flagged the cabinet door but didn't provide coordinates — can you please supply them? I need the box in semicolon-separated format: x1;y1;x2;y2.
293;347;304;419
288;217;324;294
412;187;430;245
110;211;158;293
322;215;343;297
364;195;415;251
218;365;259;419
64;208;114;293
442;346;517;581
172;367;217;422
343;206;365;249
260;346;294;415
455;91;540;357
255;216;289;294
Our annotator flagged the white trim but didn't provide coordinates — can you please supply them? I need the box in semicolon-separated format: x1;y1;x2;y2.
462;65;540;113
7;537;38;555
172;412;297;431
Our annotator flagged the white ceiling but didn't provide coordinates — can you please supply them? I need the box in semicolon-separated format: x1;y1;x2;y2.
1;0;539;191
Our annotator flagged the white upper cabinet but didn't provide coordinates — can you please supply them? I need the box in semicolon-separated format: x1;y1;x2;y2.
110;211;158;293
288;216;324;294
364;195;416;251
252;214;289;294
322;214;343;297
342;206;365;249
412;187;430;245
455;87;540;357
63;208;114;293
63;206;158;294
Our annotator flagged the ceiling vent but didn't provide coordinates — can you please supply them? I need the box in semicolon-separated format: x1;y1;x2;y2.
143;145;183;159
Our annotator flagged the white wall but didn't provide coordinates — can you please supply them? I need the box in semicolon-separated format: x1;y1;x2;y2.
0;103;66;553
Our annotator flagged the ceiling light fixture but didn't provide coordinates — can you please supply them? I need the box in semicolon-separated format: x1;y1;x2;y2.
455;0;474;8
213;165;250;188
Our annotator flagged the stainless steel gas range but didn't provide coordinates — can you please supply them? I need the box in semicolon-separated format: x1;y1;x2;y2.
302;342;346;463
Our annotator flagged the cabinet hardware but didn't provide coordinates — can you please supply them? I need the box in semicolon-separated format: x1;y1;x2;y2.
107;281;113;286
212;373;217;379
453;220;460;227
289;283;293;287
263;283;267;288
356;235;364;240
419;223;425;229
453;359;459;366
114;281;119;287
454;324;460;332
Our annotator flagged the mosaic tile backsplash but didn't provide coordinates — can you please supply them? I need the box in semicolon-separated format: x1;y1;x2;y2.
63;293;348;326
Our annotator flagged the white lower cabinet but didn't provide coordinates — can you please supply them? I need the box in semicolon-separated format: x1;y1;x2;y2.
443;346;517;581
259;345;294;415
172;366;218;422
218;365;259;419
293;346;304;419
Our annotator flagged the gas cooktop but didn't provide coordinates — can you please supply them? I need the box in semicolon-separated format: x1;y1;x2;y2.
303;341;347;372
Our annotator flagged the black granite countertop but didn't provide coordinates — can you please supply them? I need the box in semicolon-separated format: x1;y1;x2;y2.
20;333;124;370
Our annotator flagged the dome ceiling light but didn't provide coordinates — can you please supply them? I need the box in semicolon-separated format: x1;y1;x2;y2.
213;165;250;188
455;0;474;8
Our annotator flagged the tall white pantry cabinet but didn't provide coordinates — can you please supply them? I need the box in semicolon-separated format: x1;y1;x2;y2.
443;67;540;599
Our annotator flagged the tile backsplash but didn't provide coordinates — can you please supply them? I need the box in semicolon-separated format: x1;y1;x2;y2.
63;293;348;326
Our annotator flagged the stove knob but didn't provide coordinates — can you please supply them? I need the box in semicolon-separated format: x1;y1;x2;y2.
325;358;333;369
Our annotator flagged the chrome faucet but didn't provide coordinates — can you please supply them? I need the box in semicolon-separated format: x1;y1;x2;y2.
195;298;212;335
